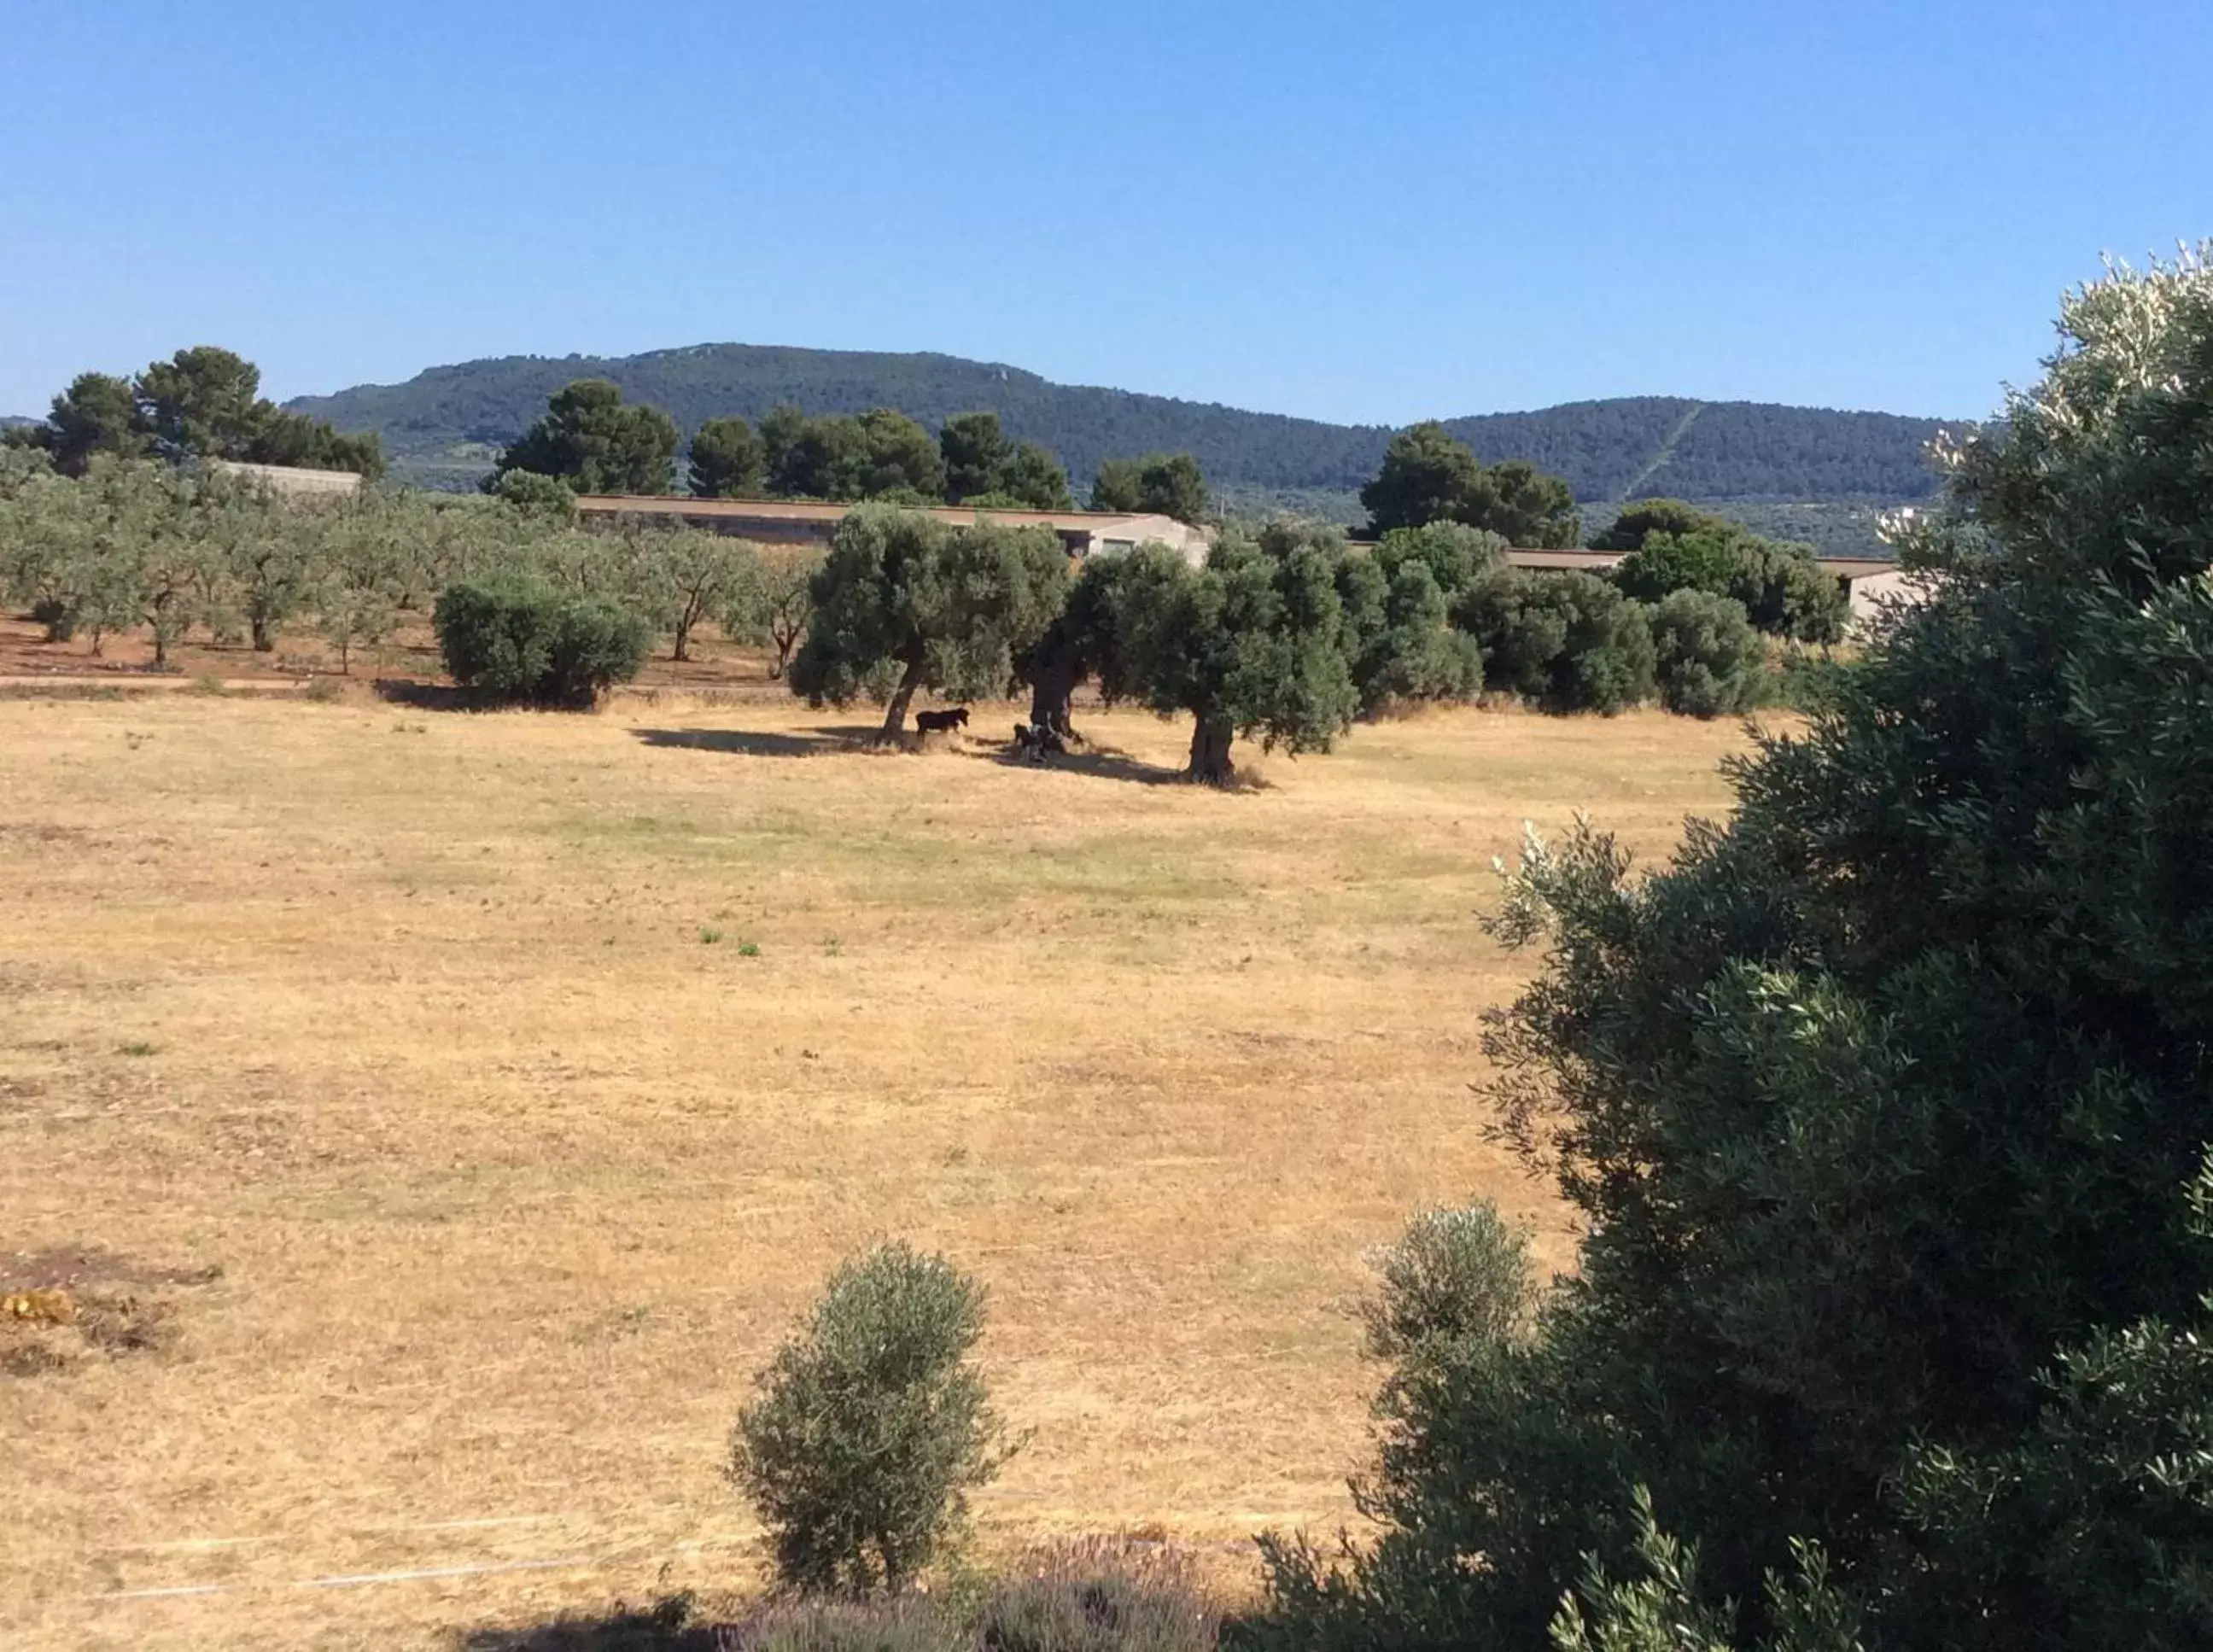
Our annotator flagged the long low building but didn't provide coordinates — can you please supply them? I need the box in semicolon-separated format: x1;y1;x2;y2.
574;494;1213;564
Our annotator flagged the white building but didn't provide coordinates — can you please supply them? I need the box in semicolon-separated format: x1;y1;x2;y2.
574;494;1212;565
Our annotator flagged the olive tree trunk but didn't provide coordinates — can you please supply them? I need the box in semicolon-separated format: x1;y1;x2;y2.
1027;634;1082;741
880;656;926;738
1188;716;1235;785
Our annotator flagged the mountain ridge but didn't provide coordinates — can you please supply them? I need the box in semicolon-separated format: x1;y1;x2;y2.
284;343;1955;519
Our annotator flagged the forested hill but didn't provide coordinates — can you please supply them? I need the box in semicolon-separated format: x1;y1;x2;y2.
285;342;1951;506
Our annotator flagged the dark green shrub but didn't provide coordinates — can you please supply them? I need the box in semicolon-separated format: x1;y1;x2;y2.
1453;568;1569;699
1350;560;1484;712
30;595;77;641
432;575;648;707
1459;570;1651;713
1610;528;1748;606
1614;529;1848;644
1549;575;1655;713
1252;250;2213;1652
1646;589;1767;717
730;1241;1012;1597
979;1538;1218;1652
1369;522;1506;599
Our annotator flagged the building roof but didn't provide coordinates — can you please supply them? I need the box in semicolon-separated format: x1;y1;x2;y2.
213;459;365;497
573;494;1199;539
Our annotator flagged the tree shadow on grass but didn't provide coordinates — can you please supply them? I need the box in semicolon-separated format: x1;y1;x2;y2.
973;736;1196;788
372;679;479;711
456;1596;717;1651
628;726;878;759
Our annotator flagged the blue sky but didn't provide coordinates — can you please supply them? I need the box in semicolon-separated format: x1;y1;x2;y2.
3;1;2207;426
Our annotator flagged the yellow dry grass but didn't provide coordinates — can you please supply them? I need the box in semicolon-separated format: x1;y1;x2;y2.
0;692;1760;1649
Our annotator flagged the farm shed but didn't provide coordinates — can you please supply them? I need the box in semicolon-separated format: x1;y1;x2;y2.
574;495;1213;565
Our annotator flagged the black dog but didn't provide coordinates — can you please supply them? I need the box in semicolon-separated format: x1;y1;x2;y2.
914;707;971;733
1012;721;1067;761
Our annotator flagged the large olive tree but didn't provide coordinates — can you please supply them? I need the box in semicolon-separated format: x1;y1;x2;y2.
788;505;1069;737
1112;533;1358;783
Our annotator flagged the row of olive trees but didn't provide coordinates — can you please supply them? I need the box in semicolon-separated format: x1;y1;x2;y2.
0;448;820;675
785;510;1796;784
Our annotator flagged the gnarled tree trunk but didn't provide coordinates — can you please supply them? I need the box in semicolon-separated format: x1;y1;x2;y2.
1027;632;1082;742
1188;715;1235;785
880;655;926;738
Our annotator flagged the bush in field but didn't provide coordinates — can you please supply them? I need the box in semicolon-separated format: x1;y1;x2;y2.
1347;557;1484;712
730;1242;1012;1597
1646;588;1768;717
1453;569;1652;713
1359;1202;1535;1366
1614;526;1848;645
980;1538;1219;1652
432;575;648;707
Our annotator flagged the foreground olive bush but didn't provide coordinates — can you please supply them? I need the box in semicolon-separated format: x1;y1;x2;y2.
1253;249;2213;1651
731;1243;1011;1597
432;575;649;707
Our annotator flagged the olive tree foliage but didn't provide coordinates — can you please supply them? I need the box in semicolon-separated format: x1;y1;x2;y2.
788;506;1070;737
1112;532;1358;782
1020;547;1147;741
729;1242;1011;1597
1255;248;2213;1652
614;519;762;661
1454;569;1655;713
725;547;821;680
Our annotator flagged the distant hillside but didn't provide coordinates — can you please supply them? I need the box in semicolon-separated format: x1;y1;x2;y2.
0;415;35;430
287;344;1953;517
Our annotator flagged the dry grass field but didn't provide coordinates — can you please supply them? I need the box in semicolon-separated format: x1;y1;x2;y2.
0;689;1760;1649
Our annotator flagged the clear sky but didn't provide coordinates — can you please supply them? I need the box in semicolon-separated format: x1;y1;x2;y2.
3;1;2208;426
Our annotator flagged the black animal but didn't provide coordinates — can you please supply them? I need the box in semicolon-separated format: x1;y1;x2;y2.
1012;721;1067;762
914;707;971;733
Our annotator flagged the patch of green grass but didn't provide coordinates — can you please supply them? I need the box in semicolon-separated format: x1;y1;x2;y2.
700;927;724;945
116;1041;158;1057
736;941;762;957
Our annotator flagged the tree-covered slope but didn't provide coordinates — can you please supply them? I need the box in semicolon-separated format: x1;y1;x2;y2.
286;342;1952;506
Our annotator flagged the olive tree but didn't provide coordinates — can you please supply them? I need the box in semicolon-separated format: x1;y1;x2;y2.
317;493;406;674
730;1242;1011;1596
726;547;820;680
1113;534;1358;783
789;505;1069;737
619;520;762;661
